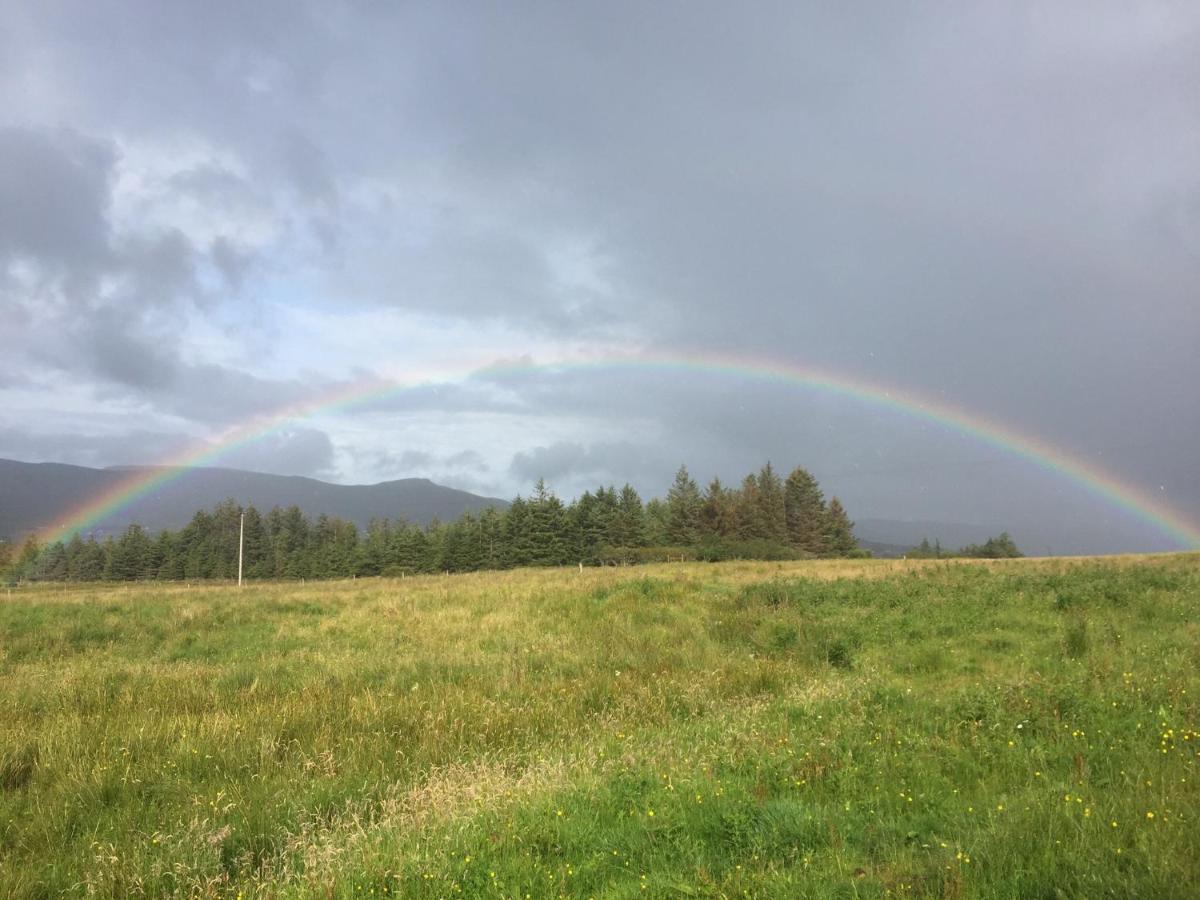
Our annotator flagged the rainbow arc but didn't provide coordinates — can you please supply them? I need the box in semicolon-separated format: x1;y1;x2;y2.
40;351;1200;550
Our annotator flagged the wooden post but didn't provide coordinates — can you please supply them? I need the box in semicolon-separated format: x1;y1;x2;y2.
237;512;244;588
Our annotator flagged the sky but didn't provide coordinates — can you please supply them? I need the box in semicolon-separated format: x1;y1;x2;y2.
1;1;1198;554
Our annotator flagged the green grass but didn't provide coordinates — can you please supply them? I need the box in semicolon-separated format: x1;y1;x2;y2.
1;555;1197;897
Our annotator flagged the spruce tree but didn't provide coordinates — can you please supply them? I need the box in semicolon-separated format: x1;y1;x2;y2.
735;474;766;539
503;496;533;567
612;484;646;548
526;479;567;566
478;507;505;569
643;498;670;545
241;506;269;578
756;462;787;542
784;466;827;555
110;524;153;580
666;465;702;545
823;496;857;556
700;477;738;539
73;538;107;581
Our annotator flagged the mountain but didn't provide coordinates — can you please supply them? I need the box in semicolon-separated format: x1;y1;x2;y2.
854;518;1022;554
0;458;509;540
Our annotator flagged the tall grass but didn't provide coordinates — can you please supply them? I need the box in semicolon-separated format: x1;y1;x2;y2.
0;554;1197;897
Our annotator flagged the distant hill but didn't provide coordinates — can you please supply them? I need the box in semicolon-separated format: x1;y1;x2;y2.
0;458;509;540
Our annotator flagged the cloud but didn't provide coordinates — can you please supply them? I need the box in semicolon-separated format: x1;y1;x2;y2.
218;427;336;479
0;126;115;290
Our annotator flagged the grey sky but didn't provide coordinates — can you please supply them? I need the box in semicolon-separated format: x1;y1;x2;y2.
1;1;1197;553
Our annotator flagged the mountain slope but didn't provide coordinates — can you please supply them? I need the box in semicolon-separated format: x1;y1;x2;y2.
0;458;508;540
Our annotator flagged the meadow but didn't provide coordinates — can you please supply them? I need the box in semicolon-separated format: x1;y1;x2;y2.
0;554;1197;898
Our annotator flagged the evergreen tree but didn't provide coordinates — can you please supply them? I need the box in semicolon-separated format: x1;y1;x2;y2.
756;462;788;541
643;498;670;545
64;534;86;579
700;477;738;539
208;500;243;578
567;490;599;563
155;530;183;580
273;506;311;578
735;474;766;539
526;479;567;566
824;496;857;556
328;518;360;577
390;522;430;574
477;506;505;569
359;518;392;576
666;465;702;545
110;524;153;580
71;537;107;581
241;506;269;578
443;513;484;572
32;541;68;581
503;496;533;567
424;518;448;572
611;484;647;548
784;466;827;555
960;532;1023;559
14;536;41;581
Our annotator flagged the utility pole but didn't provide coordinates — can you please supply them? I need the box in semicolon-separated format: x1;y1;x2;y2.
238;511;245;588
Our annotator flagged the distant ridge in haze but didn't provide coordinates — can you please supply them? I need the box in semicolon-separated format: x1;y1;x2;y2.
0;458;509;539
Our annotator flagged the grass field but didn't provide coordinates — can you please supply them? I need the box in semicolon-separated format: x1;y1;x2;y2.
1;555;1198;898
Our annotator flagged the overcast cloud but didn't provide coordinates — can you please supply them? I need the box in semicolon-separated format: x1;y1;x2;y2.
1;1;1197;553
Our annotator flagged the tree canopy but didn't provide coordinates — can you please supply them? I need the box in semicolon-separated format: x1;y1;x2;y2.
4;460;862;582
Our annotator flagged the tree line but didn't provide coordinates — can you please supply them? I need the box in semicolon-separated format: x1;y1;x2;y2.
2;462;861;583
905;533;1024;559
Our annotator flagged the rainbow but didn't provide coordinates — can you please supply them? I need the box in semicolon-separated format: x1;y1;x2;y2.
40;350;1200;549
